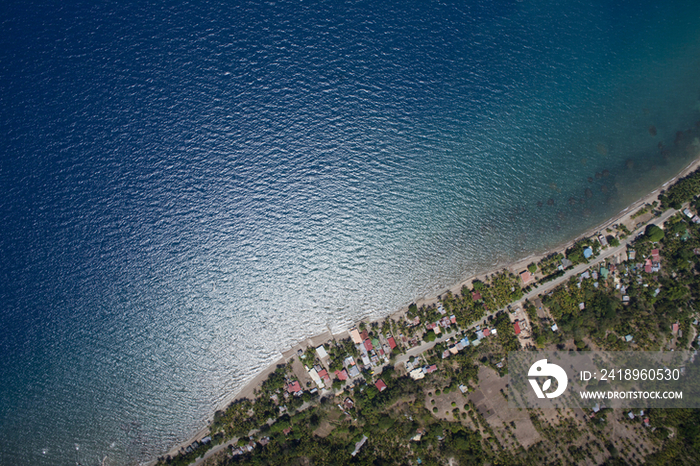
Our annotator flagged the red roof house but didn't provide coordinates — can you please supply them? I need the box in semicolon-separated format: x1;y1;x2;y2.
651;249;660;261
363;339;373;351
672;323;679;333
286;381;302;393
472;291;482;301
360;330;369;341
483;328;491;337
514;321;521;335
387;336;397;350
425;364;437;374
318;369;332;386
520;270;533;284
375;379;387;392
335;369;348;381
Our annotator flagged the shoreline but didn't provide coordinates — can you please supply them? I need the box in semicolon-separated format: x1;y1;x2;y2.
155;154;700;464
389;155;700;320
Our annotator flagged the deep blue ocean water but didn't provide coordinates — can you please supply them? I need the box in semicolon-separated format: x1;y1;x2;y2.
2;0;700;464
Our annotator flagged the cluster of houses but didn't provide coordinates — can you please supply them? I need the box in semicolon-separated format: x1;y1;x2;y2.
621;248;662;275
683;208;700;224
590;404;652;427
441;324;498;359
408;362;438;380
183;436;211;455
578;263;613;290
425;314;458;336
628;410;651;428
350;327;397;369
230;439;257;457
285;327;403;397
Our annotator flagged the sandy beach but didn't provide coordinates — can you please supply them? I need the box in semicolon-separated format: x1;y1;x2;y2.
156;154;700;464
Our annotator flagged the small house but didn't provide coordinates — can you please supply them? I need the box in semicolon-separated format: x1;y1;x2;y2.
651;249;660;261
344;397;355;410
348;365;361;378
375;379;387;392
350;328;362;344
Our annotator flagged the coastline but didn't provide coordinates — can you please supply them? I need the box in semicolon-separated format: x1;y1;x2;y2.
156;155;700;464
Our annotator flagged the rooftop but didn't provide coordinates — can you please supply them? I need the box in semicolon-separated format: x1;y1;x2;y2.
520;270;533;283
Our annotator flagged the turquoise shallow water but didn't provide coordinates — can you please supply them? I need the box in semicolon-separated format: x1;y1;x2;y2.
1;0;700;464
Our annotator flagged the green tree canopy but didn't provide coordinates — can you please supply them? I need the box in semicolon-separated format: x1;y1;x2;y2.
645;224;665;242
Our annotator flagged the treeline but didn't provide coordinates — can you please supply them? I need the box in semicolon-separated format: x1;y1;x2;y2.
659;167;700;209
428;271;522;328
